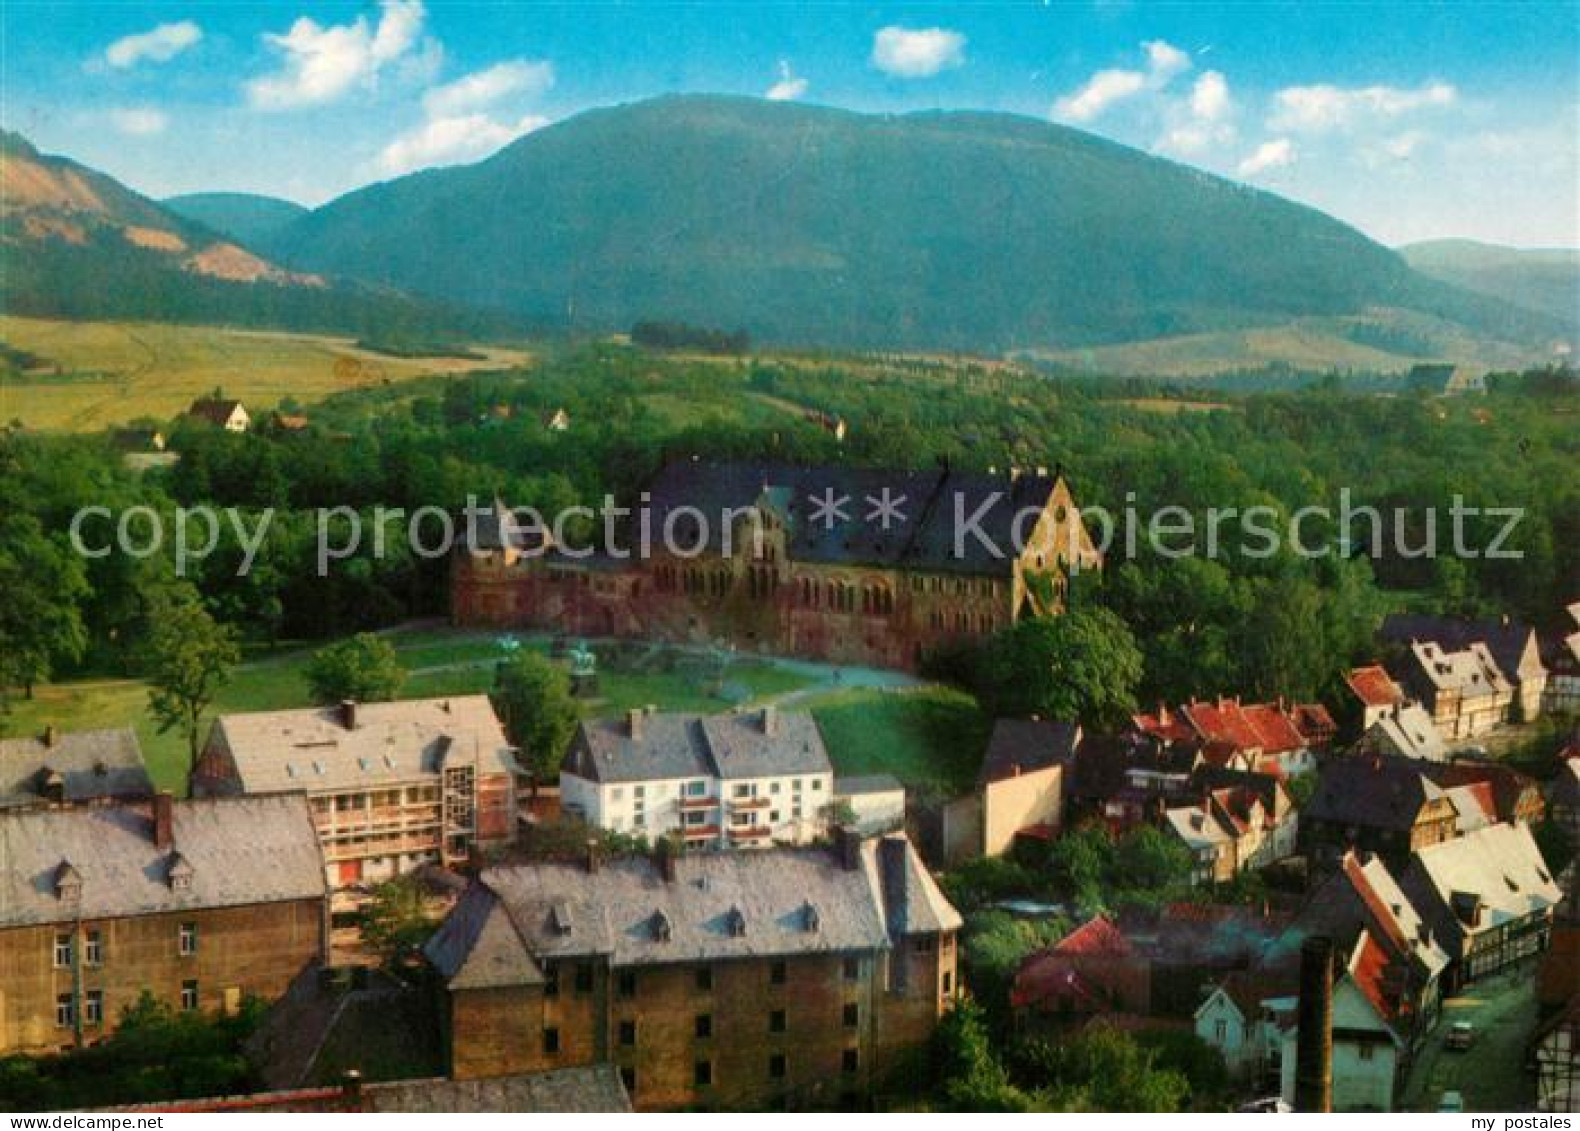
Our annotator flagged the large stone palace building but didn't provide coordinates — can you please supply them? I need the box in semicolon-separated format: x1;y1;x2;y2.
452;460;1102;670
424;831;960;1110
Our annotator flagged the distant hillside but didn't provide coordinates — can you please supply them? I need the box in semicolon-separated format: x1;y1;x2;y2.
1400;239;1580;326
266;95;1559;355
0;132;520;340
163;191;309;249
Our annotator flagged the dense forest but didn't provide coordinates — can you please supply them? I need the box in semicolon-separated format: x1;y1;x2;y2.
1;344;1575;717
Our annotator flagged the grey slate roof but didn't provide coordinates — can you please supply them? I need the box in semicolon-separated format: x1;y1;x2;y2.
206;696;516;793
1305;756;1445;833
364;1067;630;1112
639;459;1084;576
835;774;905;796
0;727;152;808
563;708;830;784
978;718;1080;786
0;794;325;928
425;834;958;985
1383;613;1544;684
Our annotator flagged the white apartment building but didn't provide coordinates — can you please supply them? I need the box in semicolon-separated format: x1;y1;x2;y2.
560;706;835;849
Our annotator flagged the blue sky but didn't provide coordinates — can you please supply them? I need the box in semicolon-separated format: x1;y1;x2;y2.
3;1;1577;246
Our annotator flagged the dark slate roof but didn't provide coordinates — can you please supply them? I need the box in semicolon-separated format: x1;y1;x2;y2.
1381;612;1544;682
835;773;904;796
641;459;1082;576
978;719;1080;786
0;727;152;808
425;834;958;982
563;708;830;784
1304;755;1444;833
187;397;245;424
364;1067;631;1113
0;795;325;928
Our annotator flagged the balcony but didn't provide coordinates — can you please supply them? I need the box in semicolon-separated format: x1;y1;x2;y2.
678;796;719;811
682;824;721;839
727;824;772;841
731;796;771;811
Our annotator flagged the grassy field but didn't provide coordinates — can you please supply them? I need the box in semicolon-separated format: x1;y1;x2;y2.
805;685;989;797
0;316;530;431
3;627;827;792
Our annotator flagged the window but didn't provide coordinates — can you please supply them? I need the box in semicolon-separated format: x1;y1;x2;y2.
617;971;637;999
694;1060;713;1087
695;1014;713;1039
84;930;102;966
52;933;72;968
770;810;781;823
812;779;823;792
574;963;594;993
544;962;560;997
733;783;752;799
1359;1043;1375;1062
768;1053;787;1079
543;1027;560;1056
913;935;936;954
84;990;103;1027
55;993;74;1027
179;922;197;957
1214;1019;1228;1043
843;1002;859;1028
770;961;787;985
685;780;706;797
634;785;645;799
769;1009;787;1033
842;1047;860;1074
695;966;713;991
770;782;781;795
684;810;708;827
610;787;623;802
843;957;861;982
793;778;803;792
180;980;198;1012
619;1020;637;1047
942;971;953;995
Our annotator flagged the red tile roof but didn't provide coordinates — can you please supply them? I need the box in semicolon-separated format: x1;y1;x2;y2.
1348;929;1399;1023
1183;699;1265;753
1055;914;1135;957
1346;665;1406;709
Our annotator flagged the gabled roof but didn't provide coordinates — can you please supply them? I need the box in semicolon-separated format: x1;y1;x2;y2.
1347;665;1406;709
0;727;152;808
978;718;1080;785
563;708;831;785
426;834;956;978
0;795;324;928
1304;755;1445;833
1443;782;1498;834
1401;822;1562;945
1382;612;1545;683
1427;760;1543;824
1054;914;1134;958
188;397;246;424
1365;703;1447;762
1165;803;1233;851
1405;639;1514;696
206;696;515;793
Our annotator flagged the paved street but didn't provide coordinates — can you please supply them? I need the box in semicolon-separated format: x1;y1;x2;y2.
1401;965;1540;1112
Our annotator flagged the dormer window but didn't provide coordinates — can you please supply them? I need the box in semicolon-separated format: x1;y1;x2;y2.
168;851;194;892
652;911;672;943
55;860;82;902
550;901;574;936
802;901;820;933
726;907;747;938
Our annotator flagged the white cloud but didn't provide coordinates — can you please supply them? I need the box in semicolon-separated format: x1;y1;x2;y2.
247;0;428;110
1052;38;1190;123
377;112;548;175
105;21;202;68
1157;70;1235;155
422;59;554;117
871;26;965;79
1270;81;1456;132
766;60;808;102
1237;137;1295;177
108;107;169;136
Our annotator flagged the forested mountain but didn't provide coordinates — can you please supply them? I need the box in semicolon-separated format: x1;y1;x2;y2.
163;192;309;249
1400;239;1580;325
0;132;518;340
265;95;1559;353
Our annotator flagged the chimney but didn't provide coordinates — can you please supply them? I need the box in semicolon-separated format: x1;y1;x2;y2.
1294;935;1334;1113
835;825;862;872
42;724;58;748
656;836;677;882
762;705;778;736
340;700;357;730
585;837;601;874
628;708;644;741
153;790;175;851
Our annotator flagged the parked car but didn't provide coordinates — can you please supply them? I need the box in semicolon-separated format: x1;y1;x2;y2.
1237;1098;1293;1113
1438;1091;1465;1113
1445;1021;1475;1050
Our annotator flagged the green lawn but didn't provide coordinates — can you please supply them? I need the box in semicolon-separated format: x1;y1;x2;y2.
805;685;989;798
4;627;820;794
